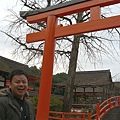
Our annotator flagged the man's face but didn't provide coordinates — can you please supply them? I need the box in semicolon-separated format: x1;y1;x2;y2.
10;74;28;100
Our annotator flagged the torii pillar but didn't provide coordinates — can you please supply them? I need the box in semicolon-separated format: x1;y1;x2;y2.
20;0;120;119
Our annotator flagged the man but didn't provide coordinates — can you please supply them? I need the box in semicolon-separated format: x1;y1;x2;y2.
0;69;36;120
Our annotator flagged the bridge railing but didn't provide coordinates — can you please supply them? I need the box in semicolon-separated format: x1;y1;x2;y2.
49;96;120;120
49;111;86;120
90;96;120;120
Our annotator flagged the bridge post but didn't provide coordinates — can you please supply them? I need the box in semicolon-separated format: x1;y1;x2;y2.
118;97;120;106
62;112;65;120
88;113;91;120
96;103;100;120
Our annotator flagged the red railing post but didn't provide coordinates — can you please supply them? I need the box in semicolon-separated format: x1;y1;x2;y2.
82;114;85;120
118;97;120;106
62;112;65;120
108;99;111;109
96;103;100;120
88;113;91;120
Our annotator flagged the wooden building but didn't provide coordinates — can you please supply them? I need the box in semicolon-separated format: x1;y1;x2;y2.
53;70;114;104
0;56;37;89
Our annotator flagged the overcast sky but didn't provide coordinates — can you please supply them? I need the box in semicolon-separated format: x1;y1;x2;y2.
0;1;120;79
0;0;20;59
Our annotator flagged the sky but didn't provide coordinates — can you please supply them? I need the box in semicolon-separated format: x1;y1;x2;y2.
0;0;21;58
0;1;120;80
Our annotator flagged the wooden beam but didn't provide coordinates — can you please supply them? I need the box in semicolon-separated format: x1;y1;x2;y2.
36;15;57;120
26;0;120;23
90;6;101;21
26;15;120;43
20;0;87;19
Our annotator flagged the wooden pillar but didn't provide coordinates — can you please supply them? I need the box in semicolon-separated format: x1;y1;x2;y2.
93;87;95;103
83;87;86;100
74;87;77;103
36;15;57;120
102;86;105;101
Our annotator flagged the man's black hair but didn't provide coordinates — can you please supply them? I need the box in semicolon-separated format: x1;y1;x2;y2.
9;69;28;82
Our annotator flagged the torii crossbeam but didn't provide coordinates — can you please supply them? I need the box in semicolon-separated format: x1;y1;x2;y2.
20;0;120;120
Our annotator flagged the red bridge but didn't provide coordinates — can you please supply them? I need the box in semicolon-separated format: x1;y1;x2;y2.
49;96;120;120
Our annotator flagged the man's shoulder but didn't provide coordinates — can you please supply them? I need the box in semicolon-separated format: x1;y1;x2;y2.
0;96;9;105
0;88;8;93
0;88;8;99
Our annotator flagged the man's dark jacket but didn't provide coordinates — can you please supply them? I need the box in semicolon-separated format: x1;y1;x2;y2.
0;89;36;120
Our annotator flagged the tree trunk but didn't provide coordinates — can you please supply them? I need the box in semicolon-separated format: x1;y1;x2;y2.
62;12;83;112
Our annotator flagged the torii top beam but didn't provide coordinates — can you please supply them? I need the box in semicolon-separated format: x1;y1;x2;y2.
20;0;87;19
20;0;120;23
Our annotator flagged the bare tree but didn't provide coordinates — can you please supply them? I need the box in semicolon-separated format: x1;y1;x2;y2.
1;0;120;112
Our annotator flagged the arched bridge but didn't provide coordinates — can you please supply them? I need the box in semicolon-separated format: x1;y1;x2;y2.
49;96;120;120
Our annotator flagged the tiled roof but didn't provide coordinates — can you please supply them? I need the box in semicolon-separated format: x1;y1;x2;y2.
74;70;112;86
0;56;37;78
54;70;112;87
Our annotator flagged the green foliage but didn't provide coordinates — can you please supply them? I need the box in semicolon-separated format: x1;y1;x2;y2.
29;96;63;112
77;97;92;104
78;97;85;103
29;66;40;76
50;96;63;111
53;72;68;84
29;96;38;109
52;72;67;95
81;108;88;113
29;80;40;89
53;88;64;95
29;66;40;88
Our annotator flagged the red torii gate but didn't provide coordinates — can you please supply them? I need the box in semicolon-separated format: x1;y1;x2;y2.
20;0;120;119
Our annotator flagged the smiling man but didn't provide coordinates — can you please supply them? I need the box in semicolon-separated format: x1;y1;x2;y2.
0;69;36;120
